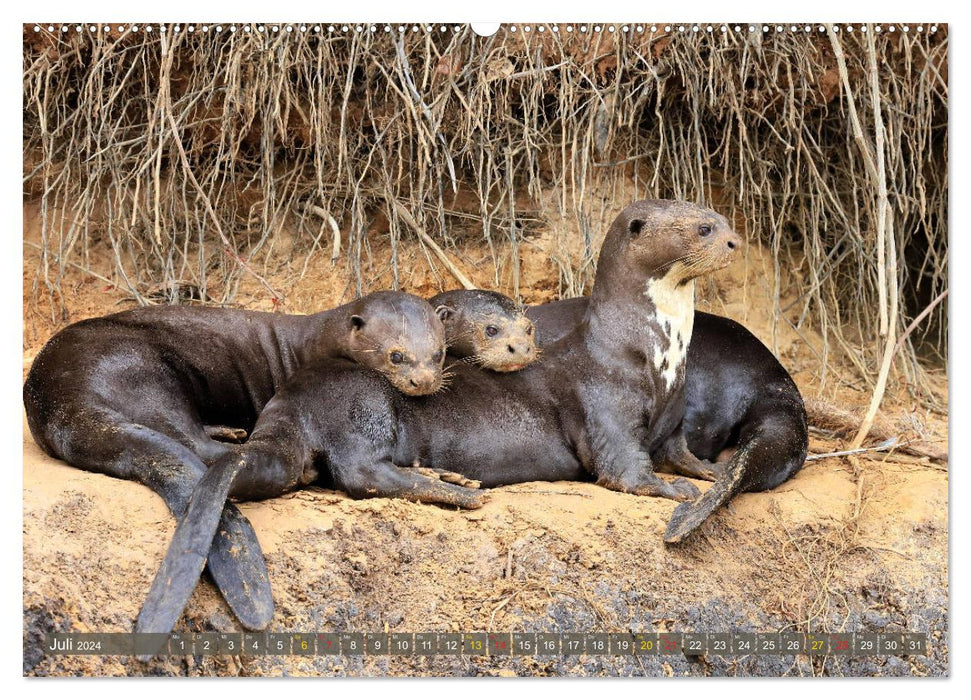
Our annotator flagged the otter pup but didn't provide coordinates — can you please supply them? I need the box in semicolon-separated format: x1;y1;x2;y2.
141;199;741;633
23;291;449;631
430;289;537;372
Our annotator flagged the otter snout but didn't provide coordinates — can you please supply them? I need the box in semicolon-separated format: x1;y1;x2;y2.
701;227;742;269
488;341;535;372
722;230;742;252
401;368;442;396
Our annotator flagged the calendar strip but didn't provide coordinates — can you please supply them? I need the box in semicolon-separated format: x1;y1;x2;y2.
44;632;928;657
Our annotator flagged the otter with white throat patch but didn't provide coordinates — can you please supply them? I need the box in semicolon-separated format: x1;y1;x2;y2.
144;199;741;634
527;225;808;543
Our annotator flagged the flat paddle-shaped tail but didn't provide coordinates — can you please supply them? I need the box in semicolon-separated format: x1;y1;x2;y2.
135;453;252;639
663;442;752;544
207;504;274;630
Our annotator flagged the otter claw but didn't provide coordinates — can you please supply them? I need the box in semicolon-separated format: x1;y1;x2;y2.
205;425;248;444
412;466;482;490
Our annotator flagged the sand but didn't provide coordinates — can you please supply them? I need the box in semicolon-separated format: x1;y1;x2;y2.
21;200;949;676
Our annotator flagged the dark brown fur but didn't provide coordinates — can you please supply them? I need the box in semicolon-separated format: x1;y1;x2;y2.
142;199;741;632
23;291;448;633
528;300;808;542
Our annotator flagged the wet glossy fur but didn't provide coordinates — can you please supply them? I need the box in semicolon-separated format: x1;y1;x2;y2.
527;299;808;541
142;199;742;632
22;291;446;633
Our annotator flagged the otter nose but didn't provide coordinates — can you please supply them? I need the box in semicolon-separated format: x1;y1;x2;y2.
409;369;440;394
725;231;742;251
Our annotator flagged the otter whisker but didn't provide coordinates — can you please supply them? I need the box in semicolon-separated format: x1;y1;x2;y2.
435;371;457;393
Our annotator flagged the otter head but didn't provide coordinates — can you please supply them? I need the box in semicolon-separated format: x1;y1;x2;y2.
596;199;742;289
429;290;538;372
344;292;447;396
592;200;742;393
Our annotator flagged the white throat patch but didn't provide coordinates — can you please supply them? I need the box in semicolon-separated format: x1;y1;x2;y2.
643;276;695;391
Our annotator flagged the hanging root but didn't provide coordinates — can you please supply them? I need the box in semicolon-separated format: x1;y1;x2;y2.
23;24;947;402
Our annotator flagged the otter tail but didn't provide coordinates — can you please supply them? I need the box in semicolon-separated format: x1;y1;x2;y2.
664;441;753;543
136;453;248;641
207;504;274;630
24;381;274;643
664;403;808;543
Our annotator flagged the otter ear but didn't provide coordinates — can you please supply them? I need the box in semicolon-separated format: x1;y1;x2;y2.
628;218;645;237
350;315;366;331
435;305;454;323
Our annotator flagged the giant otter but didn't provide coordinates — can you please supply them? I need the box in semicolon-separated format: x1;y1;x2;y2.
419;292;807;514
527;300;809;542
430;289;537;372
139;199;741;632
23;291;452;631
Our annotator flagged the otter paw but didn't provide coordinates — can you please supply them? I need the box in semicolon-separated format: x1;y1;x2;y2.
413;466;482;490
628;477;700;501
206;426;249;443
458;490;489;509
697;460;729;482
438;471;482;489
663;477;701;502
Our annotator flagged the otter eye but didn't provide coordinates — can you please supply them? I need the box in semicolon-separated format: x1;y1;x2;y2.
390;351;404;365
433;349;444;363
525;324;534;336
699;224;713;237
485;325;500;338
